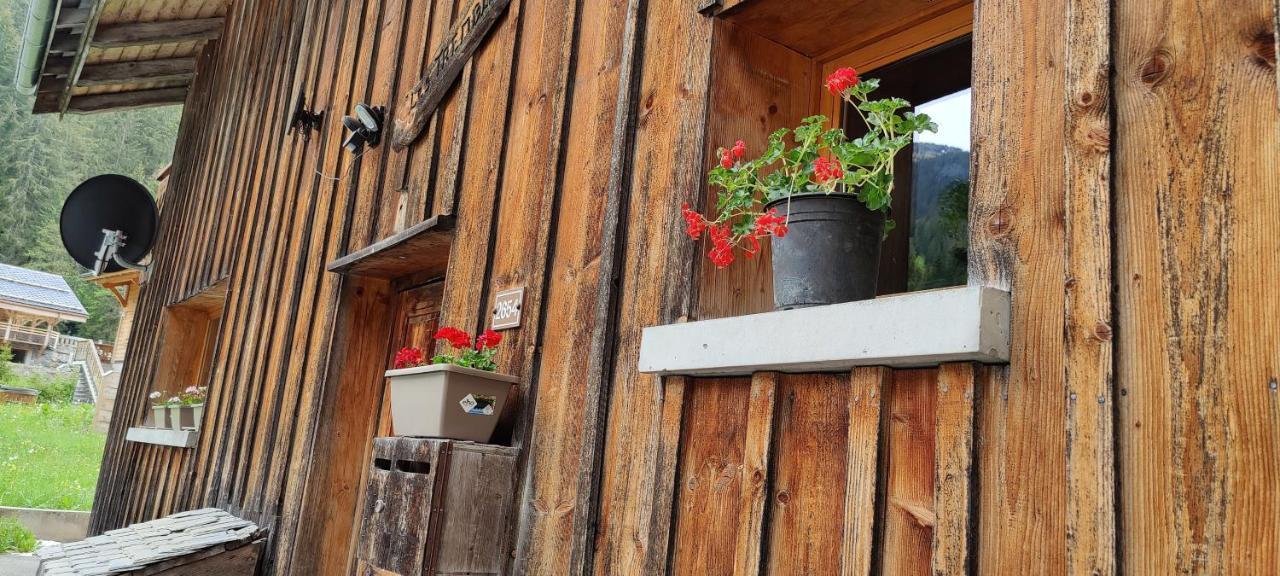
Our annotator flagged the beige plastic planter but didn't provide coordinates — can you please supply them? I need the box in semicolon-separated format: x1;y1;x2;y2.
148;405;170;428
384;363;518;442
175;404;204;430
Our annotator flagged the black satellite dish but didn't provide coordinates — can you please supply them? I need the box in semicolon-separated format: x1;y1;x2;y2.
59;174;158;277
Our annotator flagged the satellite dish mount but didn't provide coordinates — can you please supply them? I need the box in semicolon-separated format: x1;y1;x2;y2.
94;229;150;276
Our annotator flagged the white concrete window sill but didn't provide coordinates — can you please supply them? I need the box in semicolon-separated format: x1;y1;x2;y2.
125;426;198;448
638;286;1010;377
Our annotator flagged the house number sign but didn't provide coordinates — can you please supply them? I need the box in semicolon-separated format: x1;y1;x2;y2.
390;0;513;149
491;287;524;330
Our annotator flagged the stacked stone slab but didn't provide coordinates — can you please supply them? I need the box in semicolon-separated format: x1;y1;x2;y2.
35;508;259;575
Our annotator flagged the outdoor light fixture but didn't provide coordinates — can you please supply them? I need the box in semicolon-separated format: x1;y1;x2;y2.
342;103;386;152
287;93;324;140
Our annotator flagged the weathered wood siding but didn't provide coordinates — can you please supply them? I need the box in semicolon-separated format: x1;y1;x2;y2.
91;0;1279;573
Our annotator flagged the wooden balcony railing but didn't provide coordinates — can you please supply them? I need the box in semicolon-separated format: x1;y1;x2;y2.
0;321;58;348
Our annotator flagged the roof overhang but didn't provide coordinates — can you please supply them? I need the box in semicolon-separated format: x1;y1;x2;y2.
0;299;90;324
22;0;227;115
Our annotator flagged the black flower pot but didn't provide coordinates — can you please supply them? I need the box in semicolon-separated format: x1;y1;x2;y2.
765;194;885;310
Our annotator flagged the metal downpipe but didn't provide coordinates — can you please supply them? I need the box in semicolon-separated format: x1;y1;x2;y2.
14;0;60;95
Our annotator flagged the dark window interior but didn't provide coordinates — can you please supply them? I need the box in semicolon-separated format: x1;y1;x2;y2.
843;36;972;293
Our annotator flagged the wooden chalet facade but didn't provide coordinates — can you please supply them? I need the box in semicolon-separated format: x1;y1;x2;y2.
20;0;1279;573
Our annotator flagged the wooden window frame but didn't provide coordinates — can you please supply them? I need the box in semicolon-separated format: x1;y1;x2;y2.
817;2;973;129
147;282;227;415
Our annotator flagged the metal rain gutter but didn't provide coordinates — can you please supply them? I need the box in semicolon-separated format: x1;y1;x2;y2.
14;0;60;95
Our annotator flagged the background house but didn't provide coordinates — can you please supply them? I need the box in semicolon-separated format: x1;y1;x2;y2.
0;263;87;365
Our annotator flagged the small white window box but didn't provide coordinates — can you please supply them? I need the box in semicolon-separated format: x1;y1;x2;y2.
638;286;1010;377
125;426;198;448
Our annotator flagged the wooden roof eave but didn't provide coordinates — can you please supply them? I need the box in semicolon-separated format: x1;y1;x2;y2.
29;1;225;115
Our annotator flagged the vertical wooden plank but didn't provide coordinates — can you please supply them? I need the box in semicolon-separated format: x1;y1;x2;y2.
289;276;394;576
1062;0;1115;572
591;0;716;571
229;0;318;514
376;0;438;237
668;378;752;576
509;0;643;570
968;0;1113;569
840;366;886;576
1114;0;1280;572
648;376;689;575
432;0;521;331
731;373;777;576
512;0;660;574
765;373;850;576
879;368;937;576
932;363;976;575
462;0;585;569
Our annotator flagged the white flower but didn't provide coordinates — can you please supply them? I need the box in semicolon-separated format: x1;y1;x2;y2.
148;391;161;399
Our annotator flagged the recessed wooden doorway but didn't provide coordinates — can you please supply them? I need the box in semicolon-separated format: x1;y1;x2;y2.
291;276;446;575
377;281;443;437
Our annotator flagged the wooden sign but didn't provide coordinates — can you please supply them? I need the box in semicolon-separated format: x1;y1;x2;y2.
491;287;524;330
390;0;512;149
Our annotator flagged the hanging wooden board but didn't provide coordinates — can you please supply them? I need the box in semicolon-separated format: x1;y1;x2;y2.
390;0;513;149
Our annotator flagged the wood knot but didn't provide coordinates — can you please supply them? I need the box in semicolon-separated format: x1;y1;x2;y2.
1093;322;1113;342
1077;91;1095;106
1251;31;1276;69
1139;50;1172;86
985;207;1014;237
768;104;779;115
1084;127;1110;153
776;491;791;505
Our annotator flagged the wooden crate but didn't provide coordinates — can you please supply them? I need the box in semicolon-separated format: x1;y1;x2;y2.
355;438;519;576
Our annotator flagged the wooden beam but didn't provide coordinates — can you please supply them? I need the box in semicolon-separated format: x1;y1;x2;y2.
66;87;188;114
56;7;92;29
43;57;74;77
78;58;196;87
49;33;81;54
33;93;60;114
57;0;106;116
92;18;224;48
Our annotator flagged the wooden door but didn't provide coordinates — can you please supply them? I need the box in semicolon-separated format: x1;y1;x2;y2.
378;281;444;437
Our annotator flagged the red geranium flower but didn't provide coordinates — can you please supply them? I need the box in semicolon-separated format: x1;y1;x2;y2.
825;67;860;96
393;347;425;369
719;149;734;169
681;202;707;239
812;157;843;183
731;140;746;159
708;224;735;268
753;208;789;238
433;327;473;349
475;329;503;350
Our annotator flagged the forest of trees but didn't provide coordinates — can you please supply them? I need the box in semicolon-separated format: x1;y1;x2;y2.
908;142;970;291
0;0;180;342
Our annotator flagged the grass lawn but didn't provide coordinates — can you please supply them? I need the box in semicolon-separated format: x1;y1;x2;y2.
0;403;105;511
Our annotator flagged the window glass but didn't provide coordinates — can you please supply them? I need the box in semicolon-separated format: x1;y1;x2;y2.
840;36;972;293
909;88;970;290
